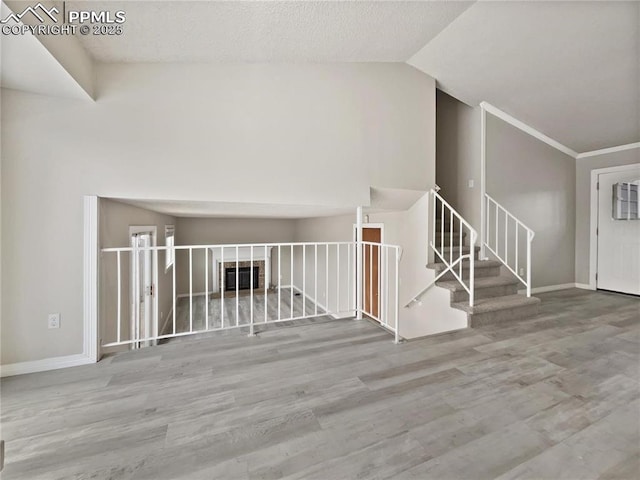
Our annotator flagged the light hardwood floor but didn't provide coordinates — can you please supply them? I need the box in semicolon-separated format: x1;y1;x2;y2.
1;289;638;479
169;288;322;335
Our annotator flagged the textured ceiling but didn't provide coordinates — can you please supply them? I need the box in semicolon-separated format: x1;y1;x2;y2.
72;1;474;63
409;1;640;152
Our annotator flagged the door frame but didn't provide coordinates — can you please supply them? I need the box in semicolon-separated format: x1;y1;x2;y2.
589;163;640;290
352;223;385;318
129;226;159;347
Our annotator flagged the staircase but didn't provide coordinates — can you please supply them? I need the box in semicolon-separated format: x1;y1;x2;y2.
426;195;541;328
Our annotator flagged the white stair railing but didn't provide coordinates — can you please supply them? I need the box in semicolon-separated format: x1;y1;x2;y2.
407;189;477;308
483;194;535;297
100;241;402;347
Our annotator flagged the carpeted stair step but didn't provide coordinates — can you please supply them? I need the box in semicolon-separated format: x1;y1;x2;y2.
433;245;481;263
451;294;541;327
426;259;502;281
436;276;520;302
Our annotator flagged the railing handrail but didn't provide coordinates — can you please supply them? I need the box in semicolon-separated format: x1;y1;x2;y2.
433;190;478;236
484;193;535;239
102;241;363;253
100;240;404;347
406;189;477;308
102;241;402;255
483;192;535;297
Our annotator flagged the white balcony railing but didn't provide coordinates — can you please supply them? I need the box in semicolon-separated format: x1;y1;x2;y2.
483;194;535;297
100;241;402;348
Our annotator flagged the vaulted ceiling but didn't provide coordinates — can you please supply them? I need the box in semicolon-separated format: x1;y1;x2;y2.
2;1;639;153
72;0;475;63
409;1;639;153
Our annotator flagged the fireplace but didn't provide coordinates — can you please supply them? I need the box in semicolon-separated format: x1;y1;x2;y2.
212;246;270;294
224;266;260;291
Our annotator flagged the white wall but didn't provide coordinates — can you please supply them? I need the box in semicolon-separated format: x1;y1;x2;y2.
1;62;435;364
575;148;640;285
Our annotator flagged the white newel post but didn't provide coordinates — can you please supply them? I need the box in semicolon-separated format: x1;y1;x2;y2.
356;207;363;320
480;103;487;260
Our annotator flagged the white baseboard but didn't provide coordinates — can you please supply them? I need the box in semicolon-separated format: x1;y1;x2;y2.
518;283;578;295
1;353;93;378
575;283;593;290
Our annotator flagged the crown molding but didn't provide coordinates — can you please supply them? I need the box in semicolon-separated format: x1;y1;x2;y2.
480;102;578;158
576;142;640;159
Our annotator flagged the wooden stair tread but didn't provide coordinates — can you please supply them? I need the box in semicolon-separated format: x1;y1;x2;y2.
451;294;540;314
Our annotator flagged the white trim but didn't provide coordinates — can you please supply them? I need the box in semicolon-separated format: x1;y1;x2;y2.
517;283;576;295
589;169;599;290
575;283;593;290
480;104;487;259
480;101;578;158
577;142;640;159
589;163;640;291
83;196;99;363
1;354;93;378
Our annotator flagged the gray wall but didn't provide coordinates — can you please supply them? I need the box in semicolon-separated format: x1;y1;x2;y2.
174;217;297;295
436;90;482;229
575;149;640;285
486;114;576;288
99;199;176;353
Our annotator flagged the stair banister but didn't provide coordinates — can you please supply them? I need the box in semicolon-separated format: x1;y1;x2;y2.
483;193;535;297
406;189;478;308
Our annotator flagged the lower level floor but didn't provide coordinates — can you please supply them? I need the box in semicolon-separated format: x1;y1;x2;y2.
0;289;638;479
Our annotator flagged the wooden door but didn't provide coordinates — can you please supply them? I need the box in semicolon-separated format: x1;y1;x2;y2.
363;228;381;319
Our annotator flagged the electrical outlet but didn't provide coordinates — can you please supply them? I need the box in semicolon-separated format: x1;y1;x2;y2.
48;313;60;329
519;268;525;276
468;179;475;188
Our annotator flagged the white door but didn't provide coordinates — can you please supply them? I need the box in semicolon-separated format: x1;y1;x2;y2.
131;233;154;347
597;166;640;295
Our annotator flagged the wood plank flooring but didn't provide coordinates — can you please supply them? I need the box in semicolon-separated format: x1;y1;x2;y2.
1;288;638;479
170;288;322;335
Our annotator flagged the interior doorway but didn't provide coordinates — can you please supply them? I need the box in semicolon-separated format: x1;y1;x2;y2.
353;225;384;320
594;165;640;295
130;226;159;348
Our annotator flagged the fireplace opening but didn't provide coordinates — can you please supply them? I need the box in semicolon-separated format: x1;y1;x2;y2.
225;266;259;291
